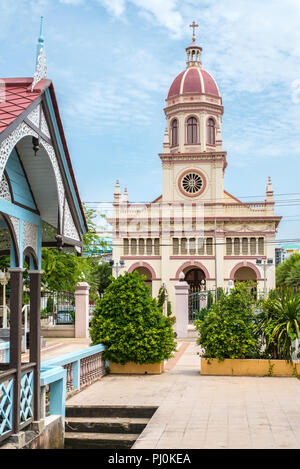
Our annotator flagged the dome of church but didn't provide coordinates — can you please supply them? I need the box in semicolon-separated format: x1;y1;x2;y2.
167;24;220;100
167;67;220;99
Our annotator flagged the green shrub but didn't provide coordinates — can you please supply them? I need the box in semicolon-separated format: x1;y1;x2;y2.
46;296;55;314
256;289;300;361
90;271;176;364
196;282;259;361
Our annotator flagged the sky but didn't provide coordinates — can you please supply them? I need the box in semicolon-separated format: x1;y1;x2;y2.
0;0;300;243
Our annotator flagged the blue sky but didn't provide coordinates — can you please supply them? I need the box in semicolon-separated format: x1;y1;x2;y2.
1;0;300;242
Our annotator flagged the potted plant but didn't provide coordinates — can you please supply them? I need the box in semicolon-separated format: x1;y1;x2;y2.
196;283;300;376
90;271;176;374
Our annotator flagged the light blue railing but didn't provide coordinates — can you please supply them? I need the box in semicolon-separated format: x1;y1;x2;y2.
40;344;106;420
1;342;106;438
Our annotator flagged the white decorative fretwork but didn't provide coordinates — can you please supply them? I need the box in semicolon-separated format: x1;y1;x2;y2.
22;220;38;254
27;105;40;128
9;216;20;249
31;48;47;92
40;110;51;139
0;173;12;202
40;139;65;229
64;199;80;242
0;122;38;180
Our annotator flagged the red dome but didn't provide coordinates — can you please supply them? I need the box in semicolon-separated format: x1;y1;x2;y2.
167;67;220;99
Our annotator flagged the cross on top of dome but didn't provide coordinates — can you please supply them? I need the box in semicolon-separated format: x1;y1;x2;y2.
189;21;199;42
186;21;202;68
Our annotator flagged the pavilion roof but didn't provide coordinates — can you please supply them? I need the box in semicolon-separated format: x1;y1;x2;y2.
0;77;88;232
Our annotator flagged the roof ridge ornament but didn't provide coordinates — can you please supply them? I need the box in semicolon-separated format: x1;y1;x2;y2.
31;17;47;92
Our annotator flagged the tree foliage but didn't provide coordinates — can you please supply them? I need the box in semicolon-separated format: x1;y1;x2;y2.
41;205;110;296
90;271;176;364
196;282;259;361
276;254;300;289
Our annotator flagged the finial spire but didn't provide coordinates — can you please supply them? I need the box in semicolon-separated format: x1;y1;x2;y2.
31;16;47;92
186;21;202;68
189;21;199;42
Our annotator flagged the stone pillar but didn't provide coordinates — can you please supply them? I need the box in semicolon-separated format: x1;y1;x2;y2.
75;282;90;338
174;280;189;338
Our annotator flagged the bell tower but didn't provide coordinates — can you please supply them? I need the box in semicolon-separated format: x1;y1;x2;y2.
159;24;226;205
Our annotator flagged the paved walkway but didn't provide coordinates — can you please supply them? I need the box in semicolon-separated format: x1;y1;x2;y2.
22;337;91;362
67;341;300;449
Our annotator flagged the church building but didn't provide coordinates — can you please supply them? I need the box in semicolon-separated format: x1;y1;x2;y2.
111;24;281;314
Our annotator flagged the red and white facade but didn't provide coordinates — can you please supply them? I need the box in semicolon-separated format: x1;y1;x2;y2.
111;35;281;309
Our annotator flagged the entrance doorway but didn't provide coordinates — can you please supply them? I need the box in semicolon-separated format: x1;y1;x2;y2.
133;266;152;294
184;267;206;292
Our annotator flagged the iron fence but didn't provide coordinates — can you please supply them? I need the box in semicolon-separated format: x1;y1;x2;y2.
41;291;75;325
188;289;216;323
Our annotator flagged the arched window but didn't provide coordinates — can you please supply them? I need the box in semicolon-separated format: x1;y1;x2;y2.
171;119;178;146
207;118;215;145
187;117;198;144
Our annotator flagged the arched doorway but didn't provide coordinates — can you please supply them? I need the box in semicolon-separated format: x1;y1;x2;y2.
234;266;257;282
133;266;152;294
234;266;258;297
184;267;206;292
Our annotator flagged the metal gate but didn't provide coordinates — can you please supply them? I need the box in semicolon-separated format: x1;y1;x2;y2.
188;289;216;323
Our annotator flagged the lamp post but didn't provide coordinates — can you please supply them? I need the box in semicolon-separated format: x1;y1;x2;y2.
0;270;10;328
109;259;125;278
256;258;273;296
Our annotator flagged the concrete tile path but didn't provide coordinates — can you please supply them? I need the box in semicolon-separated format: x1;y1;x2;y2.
67;341;300;449
22;337;91;362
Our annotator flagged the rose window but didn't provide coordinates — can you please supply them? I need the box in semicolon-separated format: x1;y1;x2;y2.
181;172;203;194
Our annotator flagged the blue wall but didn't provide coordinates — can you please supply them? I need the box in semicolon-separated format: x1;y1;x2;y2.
6;149;37;212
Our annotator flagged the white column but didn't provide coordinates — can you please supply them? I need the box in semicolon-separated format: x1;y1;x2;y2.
174;281;189;338
75;282;90;338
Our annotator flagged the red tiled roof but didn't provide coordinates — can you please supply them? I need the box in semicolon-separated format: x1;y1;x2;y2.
0;78;50;133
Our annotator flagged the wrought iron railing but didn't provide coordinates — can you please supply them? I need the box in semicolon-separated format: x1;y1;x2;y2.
188;289;216;323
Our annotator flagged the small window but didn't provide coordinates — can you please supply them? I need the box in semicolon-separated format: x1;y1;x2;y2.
171;119;178;146
226;238;232;255
197;238;205;255
242;238;248;255
123;238;129;255
258;238;264;255
131;239;137;255
181;238;188;255
189;238;196;255
154;238;160;255
234;238;240;255
250;238;256;255
206;238;213;255
146;239;152;255
207;118;215;145
187;117;198;144
173;238;179;255
138;238;145;255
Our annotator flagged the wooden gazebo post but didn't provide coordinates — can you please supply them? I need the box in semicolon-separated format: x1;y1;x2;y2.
9;268;25;435
29;270;43;422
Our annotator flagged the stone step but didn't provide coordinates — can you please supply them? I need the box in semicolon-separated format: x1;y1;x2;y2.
64;432;140;449
65;416;149;434
65;405;157;419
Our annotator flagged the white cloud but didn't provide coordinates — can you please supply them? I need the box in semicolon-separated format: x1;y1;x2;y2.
97;0;125;17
